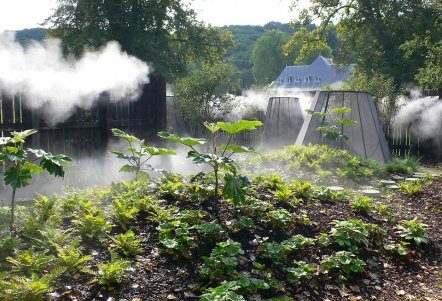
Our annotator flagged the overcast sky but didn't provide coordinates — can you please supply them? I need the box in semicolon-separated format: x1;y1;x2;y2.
0;0;307;33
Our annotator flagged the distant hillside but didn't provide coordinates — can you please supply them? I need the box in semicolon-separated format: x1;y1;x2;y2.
13;28;46;46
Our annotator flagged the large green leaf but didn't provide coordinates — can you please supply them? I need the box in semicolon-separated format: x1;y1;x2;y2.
24;162;44;175
335;118;359;126
216;120;263;135
4;167;32;189
158;131;206;147
306;109;328;117
187;151;237;172
111;128;140;143
203;122;220;134
223;174;250;206
1;149;27;164
11;129;37;143
110;150;136;161
143;146;176;156
119;164;138;173
332;107;352;114
218;144;257;154
28;149;72;178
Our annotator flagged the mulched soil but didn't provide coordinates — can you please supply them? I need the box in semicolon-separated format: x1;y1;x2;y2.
54;176;442;301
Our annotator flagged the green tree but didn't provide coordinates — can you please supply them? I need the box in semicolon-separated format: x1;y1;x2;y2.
251;30;294;86
286;0;441;89
44;0;233;78
343;67;400;128
173;63;240;136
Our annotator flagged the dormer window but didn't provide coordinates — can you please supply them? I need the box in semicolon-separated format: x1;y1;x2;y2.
314;77;321;83
304;76;311;83
294;77;301;84
286;76;292;83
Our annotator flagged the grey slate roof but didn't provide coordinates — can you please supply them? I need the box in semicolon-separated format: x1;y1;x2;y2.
275;55;355;88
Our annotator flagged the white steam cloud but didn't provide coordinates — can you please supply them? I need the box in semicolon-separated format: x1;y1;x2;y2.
393;95;442;139
219;87;315;122
0;32;149;124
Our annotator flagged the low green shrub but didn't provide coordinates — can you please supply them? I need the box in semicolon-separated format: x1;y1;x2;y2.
398;179;424;195
0;274;53;301
86;251;131;287
110;230;143;256
285;261;316;285
350;196;373;214
329;220;371;252
383;156;421;175
320;251;366;279
396;218;429;246
200;239;244;281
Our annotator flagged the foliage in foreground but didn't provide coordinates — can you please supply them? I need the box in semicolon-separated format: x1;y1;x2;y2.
0;167;435;300
0;130;72;231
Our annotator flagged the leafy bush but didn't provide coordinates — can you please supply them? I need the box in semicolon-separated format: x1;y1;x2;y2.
200;240;244;281
258;242;286;265
285;261;316;285
200;277;270;301
73;212;111;241
200;281;245;301
0;230;22;260
0;274;53;301
86;251;131;286
396;218;429;246
398;179;424;195
195;222;227;243
110;230;143;256
52;239;91;273
383;156;421;175
281;235;315;251
7;249;55;275
320;251;366;279
158;220;195;258
329;220;371;252
112;198;139;230
267;209;293;229
350;196;373;214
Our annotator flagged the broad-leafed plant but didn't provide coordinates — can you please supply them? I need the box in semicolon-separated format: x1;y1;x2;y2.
158;120;263;205
306;107;358;141
0;130;72;231
111;128;176;180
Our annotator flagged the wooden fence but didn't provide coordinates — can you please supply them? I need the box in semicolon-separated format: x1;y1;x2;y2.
386;89;442;160
0;74;166;159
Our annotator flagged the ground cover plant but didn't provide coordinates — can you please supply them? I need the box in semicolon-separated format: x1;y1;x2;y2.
0;127;440;301
239;144;420;187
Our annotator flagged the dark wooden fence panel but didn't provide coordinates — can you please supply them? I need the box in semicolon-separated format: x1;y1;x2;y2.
0;74;166;158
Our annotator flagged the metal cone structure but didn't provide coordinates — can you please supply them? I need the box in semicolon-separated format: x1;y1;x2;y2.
295;91;391;163
263;97;304;148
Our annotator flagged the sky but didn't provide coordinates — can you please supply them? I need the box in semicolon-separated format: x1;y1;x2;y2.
0;0;307;33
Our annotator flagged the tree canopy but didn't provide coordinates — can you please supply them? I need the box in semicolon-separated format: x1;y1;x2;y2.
44;0;234;78
251;30;293;86
287;0;441;89
173;63;240;136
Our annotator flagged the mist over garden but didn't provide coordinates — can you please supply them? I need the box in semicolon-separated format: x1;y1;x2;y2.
0;1;441;300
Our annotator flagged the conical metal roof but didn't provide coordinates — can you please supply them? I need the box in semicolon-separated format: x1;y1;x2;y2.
295;91;391;163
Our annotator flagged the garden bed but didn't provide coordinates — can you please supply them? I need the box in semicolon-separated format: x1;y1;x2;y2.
0;161;440;300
